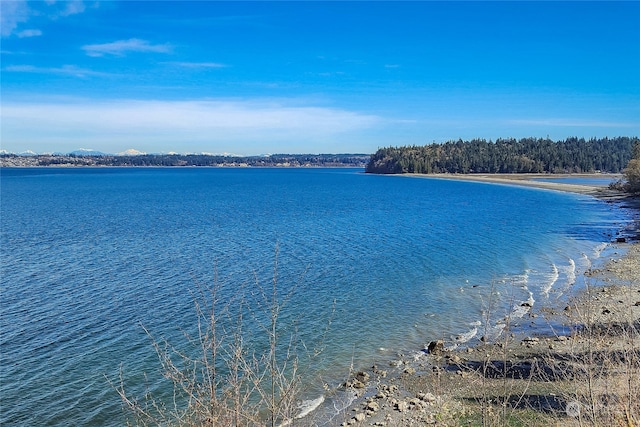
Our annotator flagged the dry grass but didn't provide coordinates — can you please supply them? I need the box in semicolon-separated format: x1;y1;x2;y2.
444;277;640;427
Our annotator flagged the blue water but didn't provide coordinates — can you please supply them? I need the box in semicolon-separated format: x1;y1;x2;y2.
533;176;620;186
0;168;632;425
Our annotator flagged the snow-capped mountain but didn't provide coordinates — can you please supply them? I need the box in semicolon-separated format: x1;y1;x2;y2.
18;150;38;156
116;149;147;156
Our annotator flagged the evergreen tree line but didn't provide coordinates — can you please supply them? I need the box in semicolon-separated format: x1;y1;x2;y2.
365;137;638;175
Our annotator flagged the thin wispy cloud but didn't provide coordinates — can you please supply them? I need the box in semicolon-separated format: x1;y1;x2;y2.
82;38;172;57
16;29;42;38
56;0;86;18
1;0;86;38
0;1;30;37
4;64;111;78
165;61;228;69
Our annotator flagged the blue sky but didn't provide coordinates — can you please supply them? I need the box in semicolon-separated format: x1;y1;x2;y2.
1;1;639;155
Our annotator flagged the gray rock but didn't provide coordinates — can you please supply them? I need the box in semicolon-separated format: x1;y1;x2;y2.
365;401;380;412
395;401;409;412
418;392;437;403
427;340;445;355
355;371;370;383
352;379;365;389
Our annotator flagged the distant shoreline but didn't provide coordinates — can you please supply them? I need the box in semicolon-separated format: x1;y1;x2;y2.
0;153;370;168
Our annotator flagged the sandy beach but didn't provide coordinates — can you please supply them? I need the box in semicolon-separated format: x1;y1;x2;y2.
333;174;639;427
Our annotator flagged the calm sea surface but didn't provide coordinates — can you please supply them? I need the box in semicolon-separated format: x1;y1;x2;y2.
533;176;620;186
0;167;632;425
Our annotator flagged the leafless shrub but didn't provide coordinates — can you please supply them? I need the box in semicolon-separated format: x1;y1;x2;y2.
549;279;640;427
107;247;332;426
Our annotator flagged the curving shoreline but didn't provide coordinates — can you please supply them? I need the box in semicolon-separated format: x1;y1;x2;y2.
330;174;640;426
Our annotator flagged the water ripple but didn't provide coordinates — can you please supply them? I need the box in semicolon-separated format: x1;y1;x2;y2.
1;168;632;426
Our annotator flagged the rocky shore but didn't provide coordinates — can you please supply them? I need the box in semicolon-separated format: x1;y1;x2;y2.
330;177;639;427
